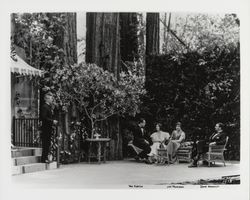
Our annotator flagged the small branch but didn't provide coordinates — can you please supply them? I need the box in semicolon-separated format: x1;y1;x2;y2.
83;103;92;122
91;100;106;114
121;60;129;70
95;107;123;122
160;18;189;49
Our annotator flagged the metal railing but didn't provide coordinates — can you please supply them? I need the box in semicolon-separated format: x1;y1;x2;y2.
50;125;61;168
12;116;41;147
12;116;60;168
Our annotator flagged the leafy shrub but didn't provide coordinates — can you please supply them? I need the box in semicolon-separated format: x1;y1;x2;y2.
142;48;240;160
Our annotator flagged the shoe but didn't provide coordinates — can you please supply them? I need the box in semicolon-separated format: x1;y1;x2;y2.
134;155;140;161
188;163;197;168
145;159;153;164
203;160;209;165
172;156;177;163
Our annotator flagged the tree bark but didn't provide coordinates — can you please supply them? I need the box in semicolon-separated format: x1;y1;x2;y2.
120;13;139;64
86;12;120;78
63;13;78;65
146;13;160;56
86;12;122;160
145;13;160;92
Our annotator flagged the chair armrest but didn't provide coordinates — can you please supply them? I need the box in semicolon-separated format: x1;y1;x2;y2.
210;145;225;149
209;145;226;153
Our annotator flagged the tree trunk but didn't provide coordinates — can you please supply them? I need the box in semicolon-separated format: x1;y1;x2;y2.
120;13;139;65
145;13;160;92
86;12;120;78
47;13;78;151
146;13;160;56
63;13;78;64
86;12;122;160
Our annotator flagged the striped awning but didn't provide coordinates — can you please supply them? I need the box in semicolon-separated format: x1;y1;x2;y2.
11;55;43;77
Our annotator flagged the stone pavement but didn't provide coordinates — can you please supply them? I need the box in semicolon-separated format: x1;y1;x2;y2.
11;159;240;189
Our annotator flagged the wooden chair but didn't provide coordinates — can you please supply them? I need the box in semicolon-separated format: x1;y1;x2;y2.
201;136;229;167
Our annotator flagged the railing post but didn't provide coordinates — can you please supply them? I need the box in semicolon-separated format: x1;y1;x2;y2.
12;116;16;146
56;125;60;168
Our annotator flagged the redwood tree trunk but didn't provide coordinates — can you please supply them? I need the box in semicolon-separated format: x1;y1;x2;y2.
146;13;160;56
120;13;139;64
145;13;160;95
86;12;122;160
86;12;120;78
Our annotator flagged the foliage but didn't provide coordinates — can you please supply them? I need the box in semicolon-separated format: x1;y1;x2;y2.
55;62;146;138
59;121;88;164
12;13;67;103
143;47;240;160
160;13;240;55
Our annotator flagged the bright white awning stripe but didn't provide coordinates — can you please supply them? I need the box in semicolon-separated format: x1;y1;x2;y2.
11;55;43;77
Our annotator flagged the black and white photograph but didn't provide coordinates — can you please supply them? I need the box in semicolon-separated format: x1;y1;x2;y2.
0;0;249;200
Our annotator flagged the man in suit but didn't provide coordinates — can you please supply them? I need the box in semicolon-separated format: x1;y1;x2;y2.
132;118;151;160
188;122;227;167
41;92;58;163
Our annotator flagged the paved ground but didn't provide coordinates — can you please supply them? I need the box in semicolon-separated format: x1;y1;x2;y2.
11;159;240;189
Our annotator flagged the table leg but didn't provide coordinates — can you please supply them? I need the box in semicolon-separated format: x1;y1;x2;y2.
103;142;106;163
88;142;91;163
97;142;101;164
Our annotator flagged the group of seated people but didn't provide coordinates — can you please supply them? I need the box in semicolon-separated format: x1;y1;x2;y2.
130;118;227;167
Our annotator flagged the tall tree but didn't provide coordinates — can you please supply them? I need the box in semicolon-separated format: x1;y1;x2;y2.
86;12;122;160
146;13;160;55
119;13;139;65
86;13;120;78
145;13;160;108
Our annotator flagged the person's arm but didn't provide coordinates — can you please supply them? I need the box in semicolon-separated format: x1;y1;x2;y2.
171;131;185;143
162;133;170;145
170;131;175;140
150;134;155;143
209;132;216;142
176;132;185;143
215;133;227;145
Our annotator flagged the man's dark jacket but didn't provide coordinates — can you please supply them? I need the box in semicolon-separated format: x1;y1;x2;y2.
132;125;150;147
41;103;54;134
208;131;227;145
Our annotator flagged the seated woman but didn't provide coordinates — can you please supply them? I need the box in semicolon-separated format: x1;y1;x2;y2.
147;123;170;163
166;122;185;163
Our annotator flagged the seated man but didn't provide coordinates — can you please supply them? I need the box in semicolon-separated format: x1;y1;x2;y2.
131;118;151;161
188;122;227;168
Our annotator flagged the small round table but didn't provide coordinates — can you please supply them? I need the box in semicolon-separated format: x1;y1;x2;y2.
85;138;111;163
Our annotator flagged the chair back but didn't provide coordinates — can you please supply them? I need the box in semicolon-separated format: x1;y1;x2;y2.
224;136;229;149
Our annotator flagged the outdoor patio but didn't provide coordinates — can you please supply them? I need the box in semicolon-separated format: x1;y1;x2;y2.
11;159;240;189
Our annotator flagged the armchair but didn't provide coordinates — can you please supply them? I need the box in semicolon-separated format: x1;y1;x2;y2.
200;136;229;167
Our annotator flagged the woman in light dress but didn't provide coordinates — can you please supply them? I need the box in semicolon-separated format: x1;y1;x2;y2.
147;123;170;163
167;122;185;163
